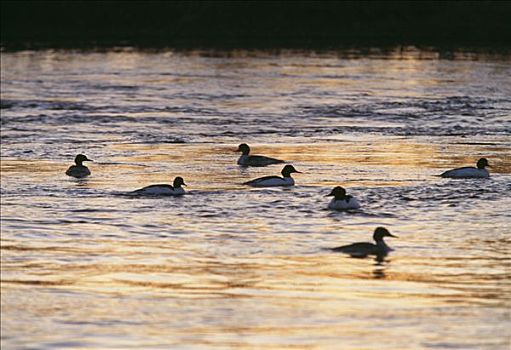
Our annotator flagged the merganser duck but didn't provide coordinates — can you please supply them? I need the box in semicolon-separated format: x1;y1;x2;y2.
331;227;396;257
133;176;187;195
237;143;285;167
440;158;490;178
66;154;93;178
244;164;302;187
327;186;360;210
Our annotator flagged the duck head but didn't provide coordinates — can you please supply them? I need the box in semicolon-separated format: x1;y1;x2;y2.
326;186;347;199
476;158;490;169
74;154;93;166
281;164;302;177
373;227;397;242
237;143;250;155
173;176;187;188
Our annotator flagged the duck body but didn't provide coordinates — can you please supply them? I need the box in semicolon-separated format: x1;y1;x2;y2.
328;197;360;210
244;175;295;187
66;154;92;178
332;240;392;256
237;144;285;167
237;154;285;167
133;177;186;196
326;186;360;210
440;167;489;178
440;158;490;178
244;164;301;187
66;165;91;178
133;184;185;196
331;227;396;257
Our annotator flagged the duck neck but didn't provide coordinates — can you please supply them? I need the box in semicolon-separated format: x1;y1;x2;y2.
335;194;350;201
375;239;390;251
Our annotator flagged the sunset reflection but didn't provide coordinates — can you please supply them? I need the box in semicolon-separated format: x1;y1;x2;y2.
2;47;510;349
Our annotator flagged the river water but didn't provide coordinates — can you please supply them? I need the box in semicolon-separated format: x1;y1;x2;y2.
1;48;510;349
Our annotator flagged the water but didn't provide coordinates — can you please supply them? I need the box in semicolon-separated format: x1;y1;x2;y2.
1;48;510;349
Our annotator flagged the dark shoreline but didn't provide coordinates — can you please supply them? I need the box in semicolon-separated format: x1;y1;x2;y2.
2;1;511;51
2;45;510;62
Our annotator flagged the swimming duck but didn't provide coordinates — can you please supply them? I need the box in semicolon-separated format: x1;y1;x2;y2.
133;176;187;196
331;227;396;257
244;164;302;187
440;158;490;178
327;186;360;210
66;154;93;178
237;143;285;167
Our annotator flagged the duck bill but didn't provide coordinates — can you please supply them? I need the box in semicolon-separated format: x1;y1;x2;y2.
182;183;187;187
86;159;94;162
388;233;398;238
294;171;303;174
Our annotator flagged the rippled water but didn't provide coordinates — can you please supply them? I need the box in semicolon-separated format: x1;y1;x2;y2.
1;48;511;349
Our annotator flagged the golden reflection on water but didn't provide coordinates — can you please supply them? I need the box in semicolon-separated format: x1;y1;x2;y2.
98;137;511;190
2;49;511;349
2;240;463;302
2;136;511;349
1;137;510;193
2;247;509;348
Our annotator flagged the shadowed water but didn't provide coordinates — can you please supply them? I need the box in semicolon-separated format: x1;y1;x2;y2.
1;48;510;349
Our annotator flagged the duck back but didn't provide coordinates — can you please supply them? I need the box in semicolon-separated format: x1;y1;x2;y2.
244;175;294;187
328;196;360;210
441;167;489;178
238;154;285;167
66;165;91;178
133;184;185;196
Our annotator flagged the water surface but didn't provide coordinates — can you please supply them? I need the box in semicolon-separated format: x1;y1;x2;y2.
1;48;510;349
